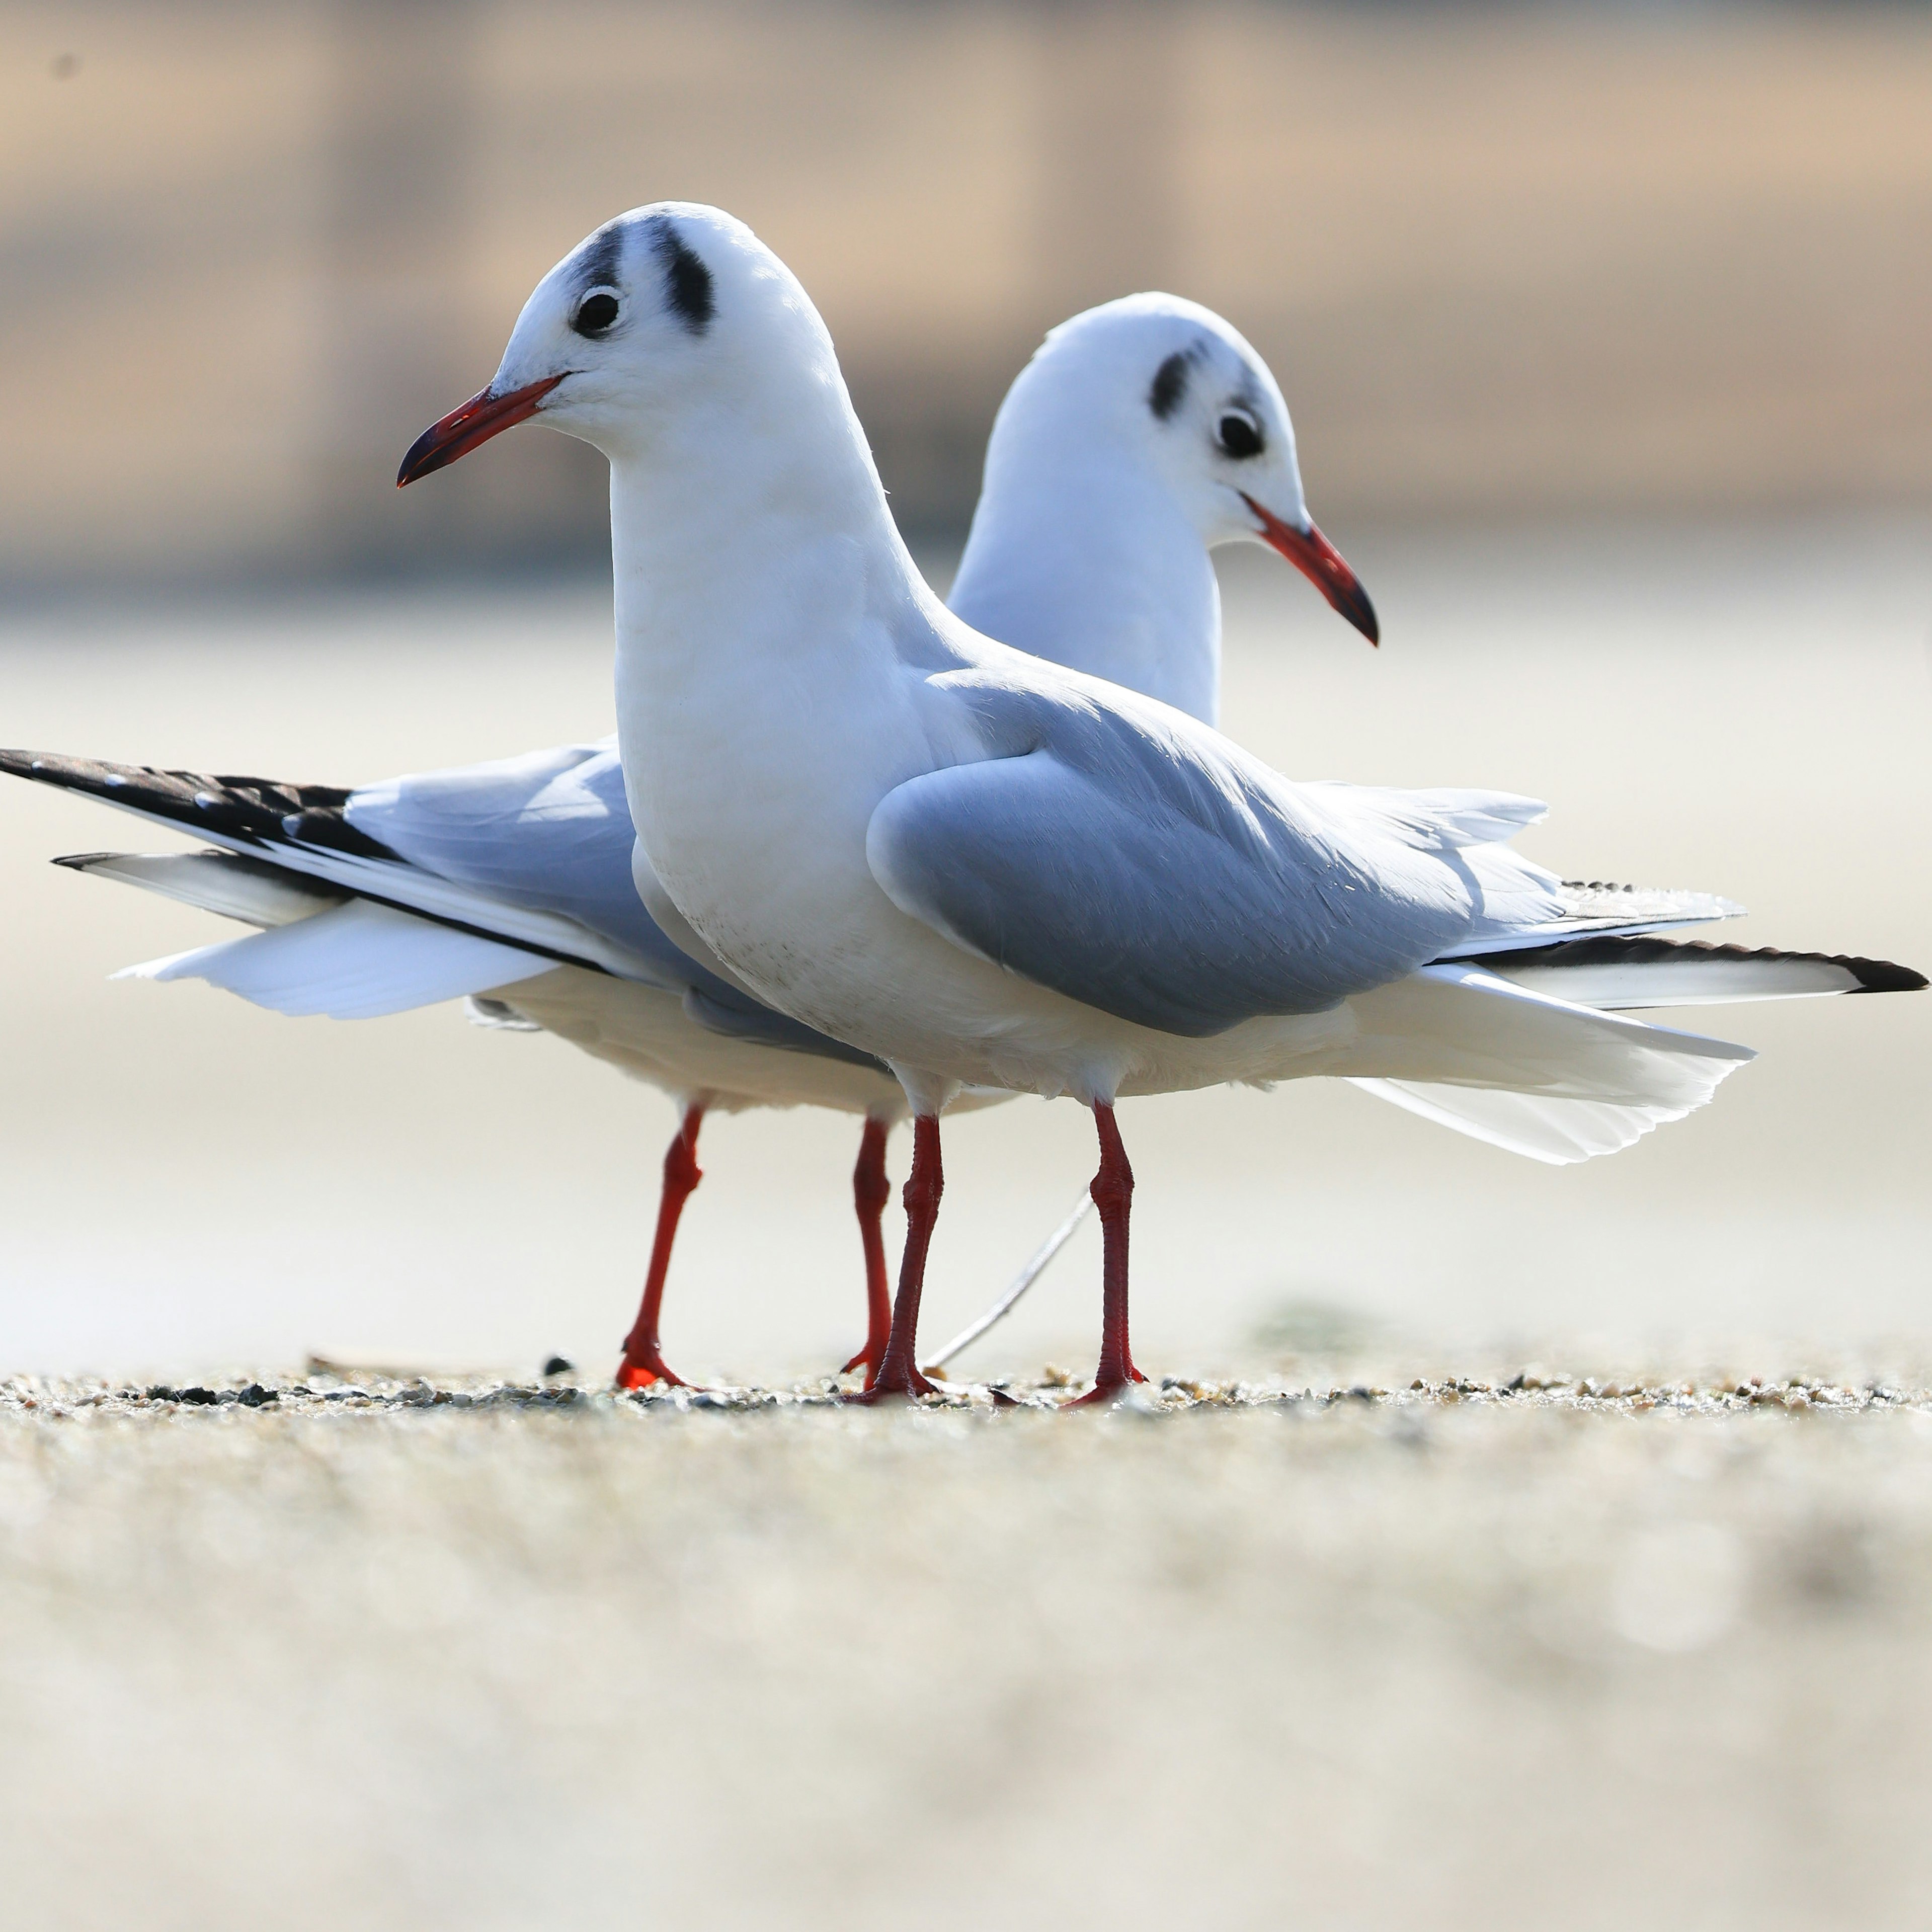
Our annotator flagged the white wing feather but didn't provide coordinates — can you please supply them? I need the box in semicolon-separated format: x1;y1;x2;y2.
1350;1078;1694;1165
116;900;551;1021
59;850;343;928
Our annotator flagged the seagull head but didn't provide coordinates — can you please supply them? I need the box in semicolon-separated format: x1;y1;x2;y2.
998;294;1378;645
397;203;840;483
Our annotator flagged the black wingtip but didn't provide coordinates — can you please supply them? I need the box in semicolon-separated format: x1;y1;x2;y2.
0;748;403;863
2;747;133;794
1844;956;1928;994
1470;932;1927;996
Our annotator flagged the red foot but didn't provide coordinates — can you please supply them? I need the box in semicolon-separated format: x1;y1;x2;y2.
615;1348;689;1391
842;1362;937;1404
1062;1366;1149;1409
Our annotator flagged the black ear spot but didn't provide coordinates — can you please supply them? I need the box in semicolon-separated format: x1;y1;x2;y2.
649;216;715;335
1149;351;1188;421
1217;410;1264;459
572;290;621;338
577;221;626;293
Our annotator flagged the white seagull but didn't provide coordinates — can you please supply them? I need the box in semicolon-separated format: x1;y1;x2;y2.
13;292;1895;1388
379;202;1924;1402
0;293;1383;1389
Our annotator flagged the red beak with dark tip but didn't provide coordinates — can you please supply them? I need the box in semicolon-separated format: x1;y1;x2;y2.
396;374;567;487
1240;493;1379;646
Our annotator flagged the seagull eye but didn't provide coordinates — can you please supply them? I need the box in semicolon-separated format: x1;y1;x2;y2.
1217;411;1264;460
573;291;621;338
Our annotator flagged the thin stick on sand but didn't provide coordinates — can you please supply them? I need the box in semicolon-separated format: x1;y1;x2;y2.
921;1192;1095;1374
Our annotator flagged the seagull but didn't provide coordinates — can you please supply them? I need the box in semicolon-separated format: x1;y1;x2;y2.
0;294;1380;1389
384;201;1926;1403
12;291;1892;1392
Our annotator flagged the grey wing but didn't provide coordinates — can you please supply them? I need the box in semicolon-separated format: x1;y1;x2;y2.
866;683;1474;1037
347;740;877;1068
344;741;700;990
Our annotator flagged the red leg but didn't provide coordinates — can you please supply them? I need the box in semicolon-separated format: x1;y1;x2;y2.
841;1116;894;1386
1068;1101;1147;1406
615;1104;705;1389
848;1114;943;1402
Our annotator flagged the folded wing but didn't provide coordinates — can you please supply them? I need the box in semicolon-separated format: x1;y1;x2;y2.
342;740;687;975
868;674;1568;1036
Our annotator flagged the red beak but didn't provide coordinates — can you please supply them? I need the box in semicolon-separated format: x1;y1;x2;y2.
396;374;566;487
1240;494;1379;645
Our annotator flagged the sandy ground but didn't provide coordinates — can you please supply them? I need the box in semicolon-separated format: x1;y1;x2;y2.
6;1362;1932;1928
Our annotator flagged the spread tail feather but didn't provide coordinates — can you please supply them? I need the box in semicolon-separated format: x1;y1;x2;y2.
117;899;554;1021
1336;961;1755;1164
1346;962;1758;1164
1349;1077;1695;1165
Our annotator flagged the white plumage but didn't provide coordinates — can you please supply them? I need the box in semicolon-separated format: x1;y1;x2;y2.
7;242;1918;1390
382;202;1910;1395
118;898;551;1023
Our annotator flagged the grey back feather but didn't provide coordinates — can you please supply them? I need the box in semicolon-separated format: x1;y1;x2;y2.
868;671;1565;1038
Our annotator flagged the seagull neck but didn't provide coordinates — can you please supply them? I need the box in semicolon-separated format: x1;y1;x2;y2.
947;457;1221;727
606;406;934;692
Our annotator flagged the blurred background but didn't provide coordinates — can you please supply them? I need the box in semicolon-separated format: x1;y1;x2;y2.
1;0;1928;1379
5;0;1930;580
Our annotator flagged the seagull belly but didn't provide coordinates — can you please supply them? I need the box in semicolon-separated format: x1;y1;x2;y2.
627;921;1753;1123
483;965;911;1116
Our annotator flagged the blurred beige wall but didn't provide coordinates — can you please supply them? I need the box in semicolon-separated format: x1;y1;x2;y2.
3;1;1930;578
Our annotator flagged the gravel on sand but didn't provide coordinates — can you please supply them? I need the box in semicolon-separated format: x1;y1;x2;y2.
5;1364;1931;1928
